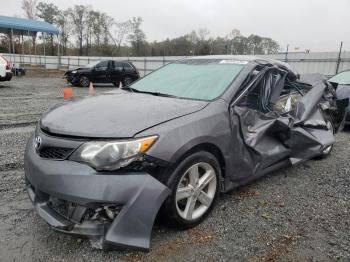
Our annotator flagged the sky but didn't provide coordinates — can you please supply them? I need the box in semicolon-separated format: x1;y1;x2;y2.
1;0;349;52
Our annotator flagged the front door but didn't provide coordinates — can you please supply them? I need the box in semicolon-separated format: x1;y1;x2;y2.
92;61;110;83
110;61;123;84
230;65;336;178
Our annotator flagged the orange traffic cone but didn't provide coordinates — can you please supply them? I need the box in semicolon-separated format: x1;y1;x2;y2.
119;80;123;88
63;87;73;100
88;81;94;95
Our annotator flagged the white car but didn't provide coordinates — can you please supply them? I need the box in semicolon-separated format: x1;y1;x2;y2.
0;55;12;82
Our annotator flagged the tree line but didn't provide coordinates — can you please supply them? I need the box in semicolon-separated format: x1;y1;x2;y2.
0;0;280;57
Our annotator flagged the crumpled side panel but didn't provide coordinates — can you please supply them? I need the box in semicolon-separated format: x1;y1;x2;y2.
230;73;343;179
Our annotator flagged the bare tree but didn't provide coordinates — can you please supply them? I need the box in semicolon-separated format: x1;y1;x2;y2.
68;5;88;56
227;28;241;40
36;2;60;55
261;37;280;54
21;0;38;53
21;0;37;19
90;11;102;53
128;17;146;56
101;14;114;45
198;28;210;41
111;20;132;55
84;7;94;56
56;10;72;55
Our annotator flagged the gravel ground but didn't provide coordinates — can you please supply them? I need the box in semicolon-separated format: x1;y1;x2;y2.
0;77;349;262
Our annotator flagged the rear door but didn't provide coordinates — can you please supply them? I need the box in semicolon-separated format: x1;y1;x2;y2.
122;62;134;74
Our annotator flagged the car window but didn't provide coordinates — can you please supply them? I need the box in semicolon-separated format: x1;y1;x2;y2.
329;71;350;85
96;61;109;70
113;61;123;69
122;62;133;69
130;61;244;100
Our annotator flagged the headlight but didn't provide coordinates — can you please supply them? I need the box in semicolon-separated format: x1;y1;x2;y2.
71;70;77;74
69;136;158;171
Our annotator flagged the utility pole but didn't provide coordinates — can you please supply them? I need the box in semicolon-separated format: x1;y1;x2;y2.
284;44;289;62
335;41;343;74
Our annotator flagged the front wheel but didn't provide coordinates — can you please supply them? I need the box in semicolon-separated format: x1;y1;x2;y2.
160;151;220;228
79;76;90;87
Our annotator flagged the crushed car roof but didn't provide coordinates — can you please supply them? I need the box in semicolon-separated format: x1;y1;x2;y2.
180;55;298;79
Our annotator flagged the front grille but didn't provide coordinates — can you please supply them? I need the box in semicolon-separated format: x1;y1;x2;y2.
48;196;122;223
39;147;74;160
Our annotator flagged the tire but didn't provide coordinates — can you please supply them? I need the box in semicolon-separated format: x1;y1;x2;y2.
79;76;90;87
123;76;133;86
159;151;221;229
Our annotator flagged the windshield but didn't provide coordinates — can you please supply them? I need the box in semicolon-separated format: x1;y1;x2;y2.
130;60;244;100
329;71;350;85
84;61;100;68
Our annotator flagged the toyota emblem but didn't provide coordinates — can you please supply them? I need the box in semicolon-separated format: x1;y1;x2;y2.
34;136;42;149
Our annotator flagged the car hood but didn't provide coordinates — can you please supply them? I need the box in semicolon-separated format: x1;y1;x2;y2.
40;90;208;138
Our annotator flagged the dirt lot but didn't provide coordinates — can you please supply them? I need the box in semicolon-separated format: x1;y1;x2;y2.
0;77;349;262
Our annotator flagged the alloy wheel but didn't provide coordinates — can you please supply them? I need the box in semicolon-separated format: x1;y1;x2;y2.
175;162;217;221
80;77;90;87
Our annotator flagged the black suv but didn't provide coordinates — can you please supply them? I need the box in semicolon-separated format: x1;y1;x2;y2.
65;60;140;87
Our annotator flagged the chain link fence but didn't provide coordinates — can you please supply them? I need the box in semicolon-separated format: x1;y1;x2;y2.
2;51;350;77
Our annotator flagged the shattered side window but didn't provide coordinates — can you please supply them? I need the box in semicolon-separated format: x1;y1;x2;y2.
237;66;309;114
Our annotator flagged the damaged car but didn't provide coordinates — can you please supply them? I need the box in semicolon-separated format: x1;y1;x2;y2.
24;56;348;251
328;70;350;125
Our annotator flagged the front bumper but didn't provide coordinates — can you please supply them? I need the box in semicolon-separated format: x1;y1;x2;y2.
24;136;170;250
65;73;79;84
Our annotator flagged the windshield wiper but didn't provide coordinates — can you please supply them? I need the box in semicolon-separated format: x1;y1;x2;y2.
121;87;180;98
121;86;140;93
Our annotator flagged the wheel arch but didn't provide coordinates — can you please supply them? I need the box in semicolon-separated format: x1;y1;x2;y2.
170;142;226;179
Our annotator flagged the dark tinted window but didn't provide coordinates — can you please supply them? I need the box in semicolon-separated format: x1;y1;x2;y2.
122;62;133;69
113;61;123;69
96;61;108;69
